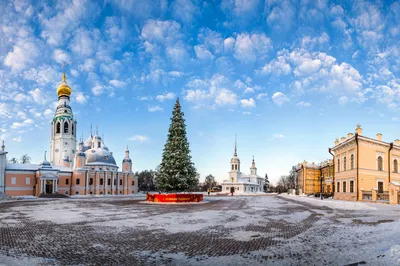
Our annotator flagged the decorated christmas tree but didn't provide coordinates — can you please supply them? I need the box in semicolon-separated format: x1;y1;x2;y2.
155;98;198;192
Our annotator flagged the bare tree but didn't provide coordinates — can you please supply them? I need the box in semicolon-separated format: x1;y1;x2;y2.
20;154;31;164
8;158;18;164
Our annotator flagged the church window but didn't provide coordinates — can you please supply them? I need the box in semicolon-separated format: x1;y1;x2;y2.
132;180;135;186
120;191;122;194
65;191;69;195
113;179;116;185
26;177;30;185
350;181;354;193
351;154;354;169
343;181;347;193
98;141;101;148
119;179;122;186
343;157;347;171
394;160;398;173
337;182;340;192
232;165;234;170
235;164;237;170
72;124;74;136
107;179;111;186
65;179;69;185
100;178;104;185
64;122;69;134
337;159;340;172
378;156;383;171
89;178;93;185
76;178;80;185
75;191;79;195
56;122;61;134
11;177;16;185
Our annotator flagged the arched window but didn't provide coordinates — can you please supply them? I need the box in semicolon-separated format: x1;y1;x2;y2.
56;122;61;134
351;154;354;169
337;159;340;172
64;122;69;134
231;165;234;170
344;157;347;171
235;164;237;170
72;124;74;136
394;159;398;173
377;156;383;171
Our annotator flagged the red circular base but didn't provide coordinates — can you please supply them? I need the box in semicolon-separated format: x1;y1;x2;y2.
146;193;203;203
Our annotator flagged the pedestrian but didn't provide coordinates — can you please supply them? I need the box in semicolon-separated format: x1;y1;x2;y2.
207;189;210;196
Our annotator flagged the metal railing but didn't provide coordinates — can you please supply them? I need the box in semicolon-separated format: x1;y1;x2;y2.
362;191;372;201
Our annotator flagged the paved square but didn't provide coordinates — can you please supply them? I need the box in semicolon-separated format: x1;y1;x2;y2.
1;195;400;265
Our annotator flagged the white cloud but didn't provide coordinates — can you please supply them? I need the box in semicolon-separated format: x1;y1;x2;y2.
92;85;104;96
242;111;251;115
12;136;22;142
128;135;149;142
240;98;256;108
78;59;96;72
268;133;285;141
43;109;53;117
156;92;176;102
272;92;289;106
0;103;11;118
70;28;96;57
4;41;40;72
148;105;163;112
29;88;48;105
109;79;126;88
194;45;214;61
265;0;296;31
221;0;261;18
296;101;311;108
256;93;268;100
138;96;153;101
53;49;71;64
171;0;200;24
233;33;272;63
75;92;88;104
11;119;34;129
258;54;291;75
338;96;349;105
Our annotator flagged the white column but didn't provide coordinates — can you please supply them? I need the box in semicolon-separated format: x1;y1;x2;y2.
40;179;43;193
43;180;46;194
52;180;55;194
55;179;58;193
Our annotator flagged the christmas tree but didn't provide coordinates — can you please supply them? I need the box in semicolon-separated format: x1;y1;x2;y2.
155;98;198;192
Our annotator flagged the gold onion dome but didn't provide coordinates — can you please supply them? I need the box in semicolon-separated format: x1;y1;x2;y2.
57;73;72;97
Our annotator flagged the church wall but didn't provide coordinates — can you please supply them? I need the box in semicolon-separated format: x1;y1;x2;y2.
4;171;36;196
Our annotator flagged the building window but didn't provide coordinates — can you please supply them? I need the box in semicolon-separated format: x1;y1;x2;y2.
350;180;354;193
394;159;398;173
100;178;104;185
56;122;61;134
235;164;237;170
114;179;116;185
72;124;74;136
107;179;111;186
26;177;30;185
64;122;69;134
132;180;135;186
65;191;69;195
337;159;340;172
75;191;79;195
378;181;384;193
343;181;347;193
11;177;16;185
65;179;69;185
377;156;383;171
76;179;80;185
119;179;122;186
337;182;340;192
344;157;347;171
89;178;93;185
231;165;234;170
351;154;354;169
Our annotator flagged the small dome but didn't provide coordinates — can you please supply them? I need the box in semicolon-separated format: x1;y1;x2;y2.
123;158;132;163
85;147;117;166
39;160;52;169
57;73;72;98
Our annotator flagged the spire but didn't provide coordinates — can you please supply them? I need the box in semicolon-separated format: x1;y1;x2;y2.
1;140;4;151
234;134;237;156
44;151;47;161
125;145;129;157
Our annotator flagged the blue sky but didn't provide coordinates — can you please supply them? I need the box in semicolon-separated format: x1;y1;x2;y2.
0;0;400;184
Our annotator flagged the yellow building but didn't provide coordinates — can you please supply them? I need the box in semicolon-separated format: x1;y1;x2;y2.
295;160;334;195
331;124;400;202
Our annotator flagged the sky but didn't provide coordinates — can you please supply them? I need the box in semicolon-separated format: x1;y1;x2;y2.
0;0;400;185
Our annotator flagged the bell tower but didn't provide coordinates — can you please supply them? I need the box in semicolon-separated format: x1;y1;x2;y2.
229;135;241;182
50;71;77;168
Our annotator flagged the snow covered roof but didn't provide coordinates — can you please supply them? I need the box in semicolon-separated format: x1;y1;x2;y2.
6;163;39;171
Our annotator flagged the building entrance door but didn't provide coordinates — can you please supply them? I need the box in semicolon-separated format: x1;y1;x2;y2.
46;180;53;194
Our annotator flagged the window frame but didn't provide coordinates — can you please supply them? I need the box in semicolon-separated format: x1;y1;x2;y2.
350;180;354;193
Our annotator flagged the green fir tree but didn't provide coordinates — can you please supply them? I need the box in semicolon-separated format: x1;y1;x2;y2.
155;98;198;192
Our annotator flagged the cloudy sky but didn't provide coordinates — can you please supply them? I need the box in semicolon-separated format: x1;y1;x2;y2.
0;0;400;184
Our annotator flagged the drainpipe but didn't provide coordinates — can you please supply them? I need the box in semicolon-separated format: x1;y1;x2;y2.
301;164;305;194
355;133;359;201
329;148;335;197
389;142;393;184
85;170;88;195
69;173;72;196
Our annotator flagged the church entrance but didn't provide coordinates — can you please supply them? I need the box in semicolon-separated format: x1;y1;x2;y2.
46;180;53;194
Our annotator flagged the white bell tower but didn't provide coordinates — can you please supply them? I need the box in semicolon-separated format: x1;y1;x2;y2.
50;72;77;168
229;135;241;182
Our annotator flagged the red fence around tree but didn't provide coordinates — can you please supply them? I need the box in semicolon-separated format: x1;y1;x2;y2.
146;193;203;203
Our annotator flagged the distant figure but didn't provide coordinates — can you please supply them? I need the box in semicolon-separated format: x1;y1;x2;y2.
230;187;234;196
207;189;210;196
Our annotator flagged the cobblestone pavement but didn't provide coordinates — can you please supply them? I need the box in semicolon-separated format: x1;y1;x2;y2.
1;195;400;265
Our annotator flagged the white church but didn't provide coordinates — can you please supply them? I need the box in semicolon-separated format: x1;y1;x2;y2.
221;139;265;193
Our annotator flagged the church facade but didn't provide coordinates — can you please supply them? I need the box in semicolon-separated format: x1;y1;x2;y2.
0;73;138;197
221;139;264;193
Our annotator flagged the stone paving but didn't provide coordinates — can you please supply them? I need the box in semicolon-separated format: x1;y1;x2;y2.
1;195;400;265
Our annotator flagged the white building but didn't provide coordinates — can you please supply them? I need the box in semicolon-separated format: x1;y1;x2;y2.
221;138;264;193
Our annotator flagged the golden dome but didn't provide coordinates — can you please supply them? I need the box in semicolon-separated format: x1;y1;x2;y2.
57;73;72;97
